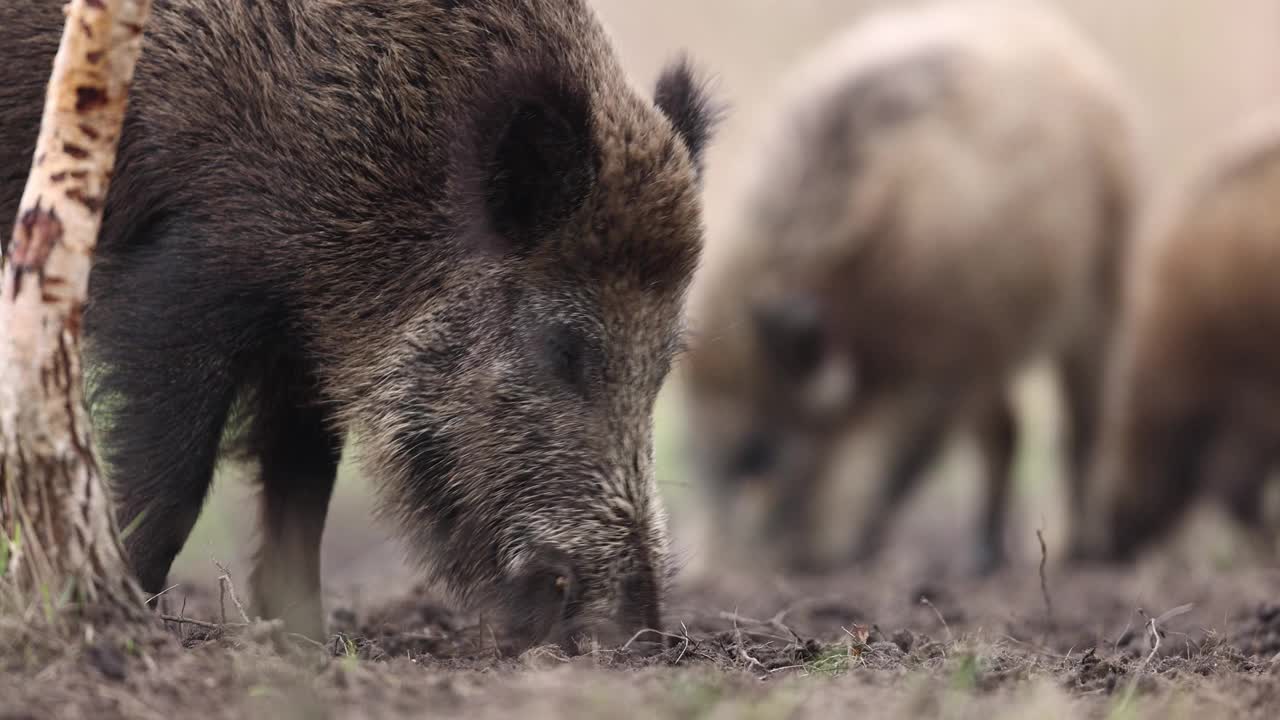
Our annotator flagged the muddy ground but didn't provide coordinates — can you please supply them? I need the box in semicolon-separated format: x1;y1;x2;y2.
3;516;1279;719
3;381;1279;718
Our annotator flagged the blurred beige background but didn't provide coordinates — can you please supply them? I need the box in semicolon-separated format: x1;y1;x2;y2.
593;0;1280;240
174;0;1280;597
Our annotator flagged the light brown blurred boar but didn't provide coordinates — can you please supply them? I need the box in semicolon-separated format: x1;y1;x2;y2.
681;0;1139;573
1088;112;1280;561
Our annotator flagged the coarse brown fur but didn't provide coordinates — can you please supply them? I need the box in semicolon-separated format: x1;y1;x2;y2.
681;0;1138;573
0;0;717;646
1086;112;1280;561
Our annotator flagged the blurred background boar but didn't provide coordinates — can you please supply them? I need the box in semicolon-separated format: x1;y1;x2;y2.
680;0;1139;574
1085;111;1280;563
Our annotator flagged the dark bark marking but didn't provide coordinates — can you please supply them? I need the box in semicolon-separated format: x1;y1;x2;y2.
75;86;109;113
10;205;64;298
67;303;84;337
66;188;104;213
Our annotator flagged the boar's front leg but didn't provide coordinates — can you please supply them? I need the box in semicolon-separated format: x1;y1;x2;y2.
247;369;341;640
849;400;951;565
1205;426;1277;559
974;396;1018;575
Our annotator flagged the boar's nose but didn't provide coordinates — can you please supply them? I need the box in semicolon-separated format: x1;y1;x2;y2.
617;563;662;640
508;549;578;650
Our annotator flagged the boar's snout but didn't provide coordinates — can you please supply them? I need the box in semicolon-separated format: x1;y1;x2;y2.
503;546;663;654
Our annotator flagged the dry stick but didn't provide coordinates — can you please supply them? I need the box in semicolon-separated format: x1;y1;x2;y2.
1137;608;1161;669
1036;528;1055;629
160;615;230;631
621;626;694;665
732;611;766;671
214;560;252;624
1138;602;1194;670
143;583;179;606
920;596;953;643
218;579;227;625
767;608;808;646
287;632;328;651
998;633;1073;660
621;627;688;650
675;622;692;665
714;610;795;644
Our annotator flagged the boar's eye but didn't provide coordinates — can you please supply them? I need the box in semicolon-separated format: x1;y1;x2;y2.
727;430;777;479
751;295;824;379
545;325;593;395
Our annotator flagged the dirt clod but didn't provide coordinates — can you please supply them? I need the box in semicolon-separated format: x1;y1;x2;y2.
84;641;128;682
1230;603;1280;657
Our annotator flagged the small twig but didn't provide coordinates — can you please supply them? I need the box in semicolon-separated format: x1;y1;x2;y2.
920;596;953;642
767;607;792;628
1140;602;1194;670
675;622;692;665
287;633;328;651
1154;603;1195;626
621;627;689;650
1138;608;1161;669
732;612;765;671
768;609;806;646
718;609;767;625
160;615;230;631
842;625;871;648
714;610;797;644
737;643;765;670
998;634;1072;660
143;584;180;606
1036;528;1055;628
214;560;251;624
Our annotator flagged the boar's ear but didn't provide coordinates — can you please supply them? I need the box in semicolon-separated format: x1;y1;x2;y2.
751;294;825;379
655;56;722;179
484;88;597;253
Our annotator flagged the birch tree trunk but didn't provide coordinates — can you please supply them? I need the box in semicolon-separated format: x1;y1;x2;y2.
0;0;151;610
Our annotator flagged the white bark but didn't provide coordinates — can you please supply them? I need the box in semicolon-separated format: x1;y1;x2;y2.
1;0;151;607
